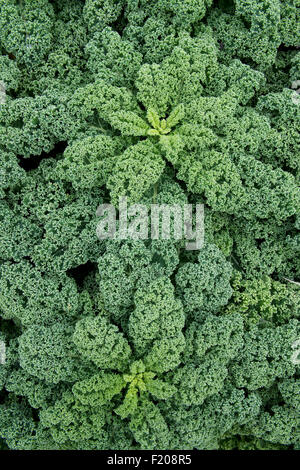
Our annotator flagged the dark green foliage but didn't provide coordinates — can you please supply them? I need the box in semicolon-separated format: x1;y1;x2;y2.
0;260;80;327
0;0;55;67
18;323;94;384
176;244;232;320
230;320;300;390
73;316;131;370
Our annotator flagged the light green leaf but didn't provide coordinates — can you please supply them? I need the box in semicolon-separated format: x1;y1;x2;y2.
166;104;185;128
147;108;161;130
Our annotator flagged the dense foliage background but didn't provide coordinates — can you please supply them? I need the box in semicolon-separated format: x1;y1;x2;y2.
0;0;299;450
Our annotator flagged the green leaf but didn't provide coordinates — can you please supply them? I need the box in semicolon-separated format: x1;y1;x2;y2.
73;372;126;407
166;104;185;128
109;111;150;136
115;387;139;419
107;140;165;205
146;379;177;400
146;108;161;130
147;128;160;136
